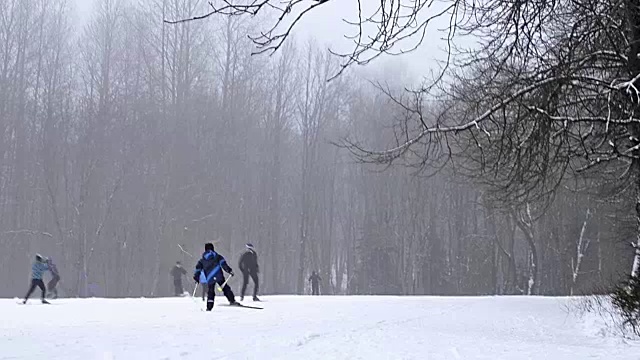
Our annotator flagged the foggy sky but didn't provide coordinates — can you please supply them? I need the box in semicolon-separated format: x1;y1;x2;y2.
72;0;449;79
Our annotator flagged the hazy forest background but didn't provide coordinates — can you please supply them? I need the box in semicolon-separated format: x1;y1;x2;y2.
0;0;634;298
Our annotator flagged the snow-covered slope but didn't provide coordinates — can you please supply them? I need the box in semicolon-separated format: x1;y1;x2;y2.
1;296;638;359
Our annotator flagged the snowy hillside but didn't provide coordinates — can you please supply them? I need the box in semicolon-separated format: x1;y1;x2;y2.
1;296;638;359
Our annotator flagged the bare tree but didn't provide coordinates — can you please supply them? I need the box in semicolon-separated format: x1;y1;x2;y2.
337;0;640;281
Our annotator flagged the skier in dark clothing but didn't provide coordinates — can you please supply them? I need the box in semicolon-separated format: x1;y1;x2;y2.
309;271;322;295
194;243;238;311
170;261;187;296
46;258;60;299
24;254;50;304
238;243;260;301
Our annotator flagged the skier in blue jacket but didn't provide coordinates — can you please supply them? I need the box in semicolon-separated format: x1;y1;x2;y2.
194;243;238;311
23;254;50;304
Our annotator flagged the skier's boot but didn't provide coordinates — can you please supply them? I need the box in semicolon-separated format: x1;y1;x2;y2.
229;300;240;306
240;296;244;301
42;299;50;304
253;296;260;302
22;299;27;304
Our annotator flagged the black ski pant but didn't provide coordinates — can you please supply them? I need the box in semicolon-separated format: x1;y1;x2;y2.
312;284;320;295
205;277;235;311
47;275;60;298
25;279;46;301
173;279;183;296
241;271;259;298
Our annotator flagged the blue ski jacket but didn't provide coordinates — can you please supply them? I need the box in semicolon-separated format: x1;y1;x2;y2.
194;250;233;285
31;261;49;280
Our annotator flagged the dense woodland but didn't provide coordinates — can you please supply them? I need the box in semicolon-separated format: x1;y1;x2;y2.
0;0;633;298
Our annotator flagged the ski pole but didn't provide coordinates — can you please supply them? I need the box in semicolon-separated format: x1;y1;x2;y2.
191;283;203;309
217;273;234;292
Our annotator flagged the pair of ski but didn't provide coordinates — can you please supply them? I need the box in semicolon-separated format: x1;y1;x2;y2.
17;300;51;305
226;302;263;310
192;281;263;310
197;302;263;311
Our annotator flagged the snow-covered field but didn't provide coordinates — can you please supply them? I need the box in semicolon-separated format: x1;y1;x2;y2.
1;295;638;360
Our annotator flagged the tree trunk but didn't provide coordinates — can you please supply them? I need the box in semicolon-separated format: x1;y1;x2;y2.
571;208;591;296
512;205;539;295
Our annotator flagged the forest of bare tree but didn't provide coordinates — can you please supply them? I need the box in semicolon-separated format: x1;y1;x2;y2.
0;0;634;299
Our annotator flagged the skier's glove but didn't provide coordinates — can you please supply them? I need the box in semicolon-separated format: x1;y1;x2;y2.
193;273;200;283
229;271;235;277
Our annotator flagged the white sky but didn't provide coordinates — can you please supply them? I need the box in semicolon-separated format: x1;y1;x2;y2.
72;0;454;84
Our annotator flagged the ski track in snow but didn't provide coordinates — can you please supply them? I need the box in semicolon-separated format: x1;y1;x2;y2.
0;296;639;360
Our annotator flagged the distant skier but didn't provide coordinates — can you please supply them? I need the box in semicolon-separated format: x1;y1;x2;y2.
238;243;260;301
23;254;50;304
46;258;60;299
309;271;322;295
170;261;187;296
193;243;238;311
87;283;100;297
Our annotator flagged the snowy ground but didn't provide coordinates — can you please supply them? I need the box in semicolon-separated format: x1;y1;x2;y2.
1;295;639;360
